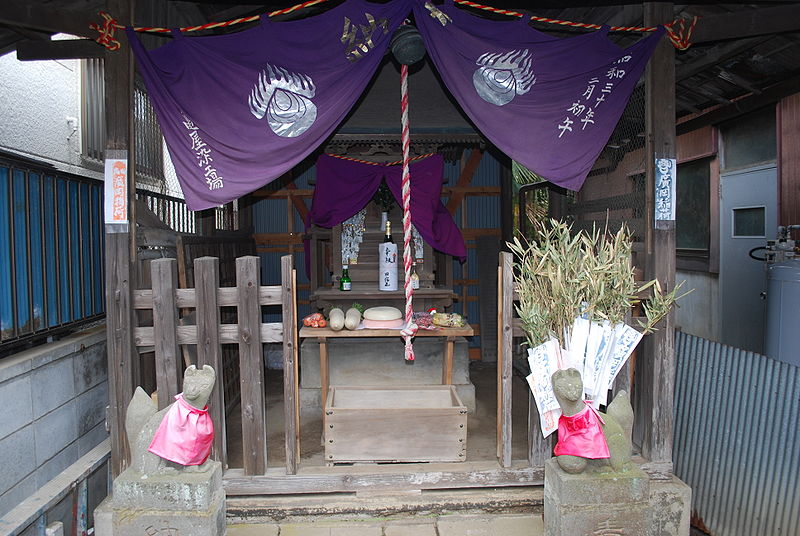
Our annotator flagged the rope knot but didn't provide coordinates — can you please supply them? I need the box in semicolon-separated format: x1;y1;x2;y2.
664;16;698;51
90;11;122;51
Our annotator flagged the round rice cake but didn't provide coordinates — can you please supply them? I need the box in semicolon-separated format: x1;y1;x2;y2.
363;306;403;321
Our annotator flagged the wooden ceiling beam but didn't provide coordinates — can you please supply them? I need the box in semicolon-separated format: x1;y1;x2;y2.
15;38;105;60
674;36;771;82
677;72;800;135
691;5;800;43
1;0;98;39
717;69;762;95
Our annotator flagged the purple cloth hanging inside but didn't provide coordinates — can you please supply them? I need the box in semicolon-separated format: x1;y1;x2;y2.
308;153;466;271
413;0;664;191
127;0;408;210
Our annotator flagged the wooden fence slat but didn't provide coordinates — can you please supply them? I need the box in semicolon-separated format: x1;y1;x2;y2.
281;255;299;475
151;258;180;409
134;323;283;346
237;256;267;476
132;286;283;309
195;256;227;468
499;252;513;468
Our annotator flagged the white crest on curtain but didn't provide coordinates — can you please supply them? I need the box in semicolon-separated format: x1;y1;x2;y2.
249;64;317;138
473;49;536;106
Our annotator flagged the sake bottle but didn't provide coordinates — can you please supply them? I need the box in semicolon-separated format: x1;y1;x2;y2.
339;265;351;291
410;261;420;290
379;221;398;291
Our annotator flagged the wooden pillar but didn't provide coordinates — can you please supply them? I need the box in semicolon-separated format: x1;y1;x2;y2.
497;252;513;468
639;2;677;470
281;255;299;475
499;155;514;248
104;0;136;477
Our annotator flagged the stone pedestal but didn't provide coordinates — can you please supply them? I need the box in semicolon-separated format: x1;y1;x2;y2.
94;461;225;536
649;476;692;536
544;459;691;536
544;458;650;536
299;337;475;416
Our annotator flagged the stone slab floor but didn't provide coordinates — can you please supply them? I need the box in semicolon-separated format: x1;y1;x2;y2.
228;513;543;535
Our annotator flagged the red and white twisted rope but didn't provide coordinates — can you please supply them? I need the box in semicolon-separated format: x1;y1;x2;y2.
398;63;418;362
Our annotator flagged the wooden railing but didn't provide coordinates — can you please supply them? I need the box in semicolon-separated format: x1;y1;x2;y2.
130;255;299;476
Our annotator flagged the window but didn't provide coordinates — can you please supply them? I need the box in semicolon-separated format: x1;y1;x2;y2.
732;206;766;238
80;58;105;162
676;158;711;254
720;108;776;170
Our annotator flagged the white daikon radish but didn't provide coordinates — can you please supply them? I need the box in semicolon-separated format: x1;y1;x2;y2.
344;307;361;330
328;308;345;331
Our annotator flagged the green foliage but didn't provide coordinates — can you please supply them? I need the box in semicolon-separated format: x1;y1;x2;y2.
507;219;690;348
512;160;546;186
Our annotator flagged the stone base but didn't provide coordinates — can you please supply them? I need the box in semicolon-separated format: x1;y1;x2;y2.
649;477;692;536
93;461;226;536
544;459;691;536
299;337;476;415
545;458;650;536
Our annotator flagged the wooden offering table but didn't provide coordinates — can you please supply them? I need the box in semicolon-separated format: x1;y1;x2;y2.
299;325;474;417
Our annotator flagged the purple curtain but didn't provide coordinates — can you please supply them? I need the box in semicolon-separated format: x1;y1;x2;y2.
413;0;664;191
129;0;664;207
127;1;408;210
309;153;467;262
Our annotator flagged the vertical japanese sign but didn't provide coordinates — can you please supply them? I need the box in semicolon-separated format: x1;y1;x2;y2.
654;157;676;222
104;158;128;224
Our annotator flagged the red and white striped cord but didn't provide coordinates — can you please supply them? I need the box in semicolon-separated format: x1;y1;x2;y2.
398;63;418;362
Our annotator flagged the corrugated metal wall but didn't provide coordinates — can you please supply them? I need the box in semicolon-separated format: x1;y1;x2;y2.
0;155;105;350
674;331;799;535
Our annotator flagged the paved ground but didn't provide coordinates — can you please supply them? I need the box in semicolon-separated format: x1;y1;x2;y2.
228;513;543;535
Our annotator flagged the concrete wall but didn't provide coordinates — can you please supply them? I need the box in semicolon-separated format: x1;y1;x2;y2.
675;270;719;342
0;36;102;180
0;326;108;517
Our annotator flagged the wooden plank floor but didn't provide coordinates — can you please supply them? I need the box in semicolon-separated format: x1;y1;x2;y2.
223;361;532;493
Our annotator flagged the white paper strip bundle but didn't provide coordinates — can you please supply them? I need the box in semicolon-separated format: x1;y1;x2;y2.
524;316;643;432
589;323;642;408
525;338;562;437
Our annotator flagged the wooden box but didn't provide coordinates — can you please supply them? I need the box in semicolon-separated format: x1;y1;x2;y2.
325;385;467;463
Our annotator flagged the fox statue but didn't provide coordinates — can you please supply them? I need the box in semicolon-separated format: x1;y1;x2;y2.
551;367;634;474
125;364;216;476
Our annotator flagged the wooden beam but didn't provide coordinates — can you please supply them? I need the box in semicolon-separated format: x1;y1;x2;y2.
677;74;800;135
103;0;135;478
15;39;105;61
691;5;800;44
640;2;677;466
1;0;98;39
674;37;770;83
223;462;544;495
446;149;484;214
285;180;309;221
